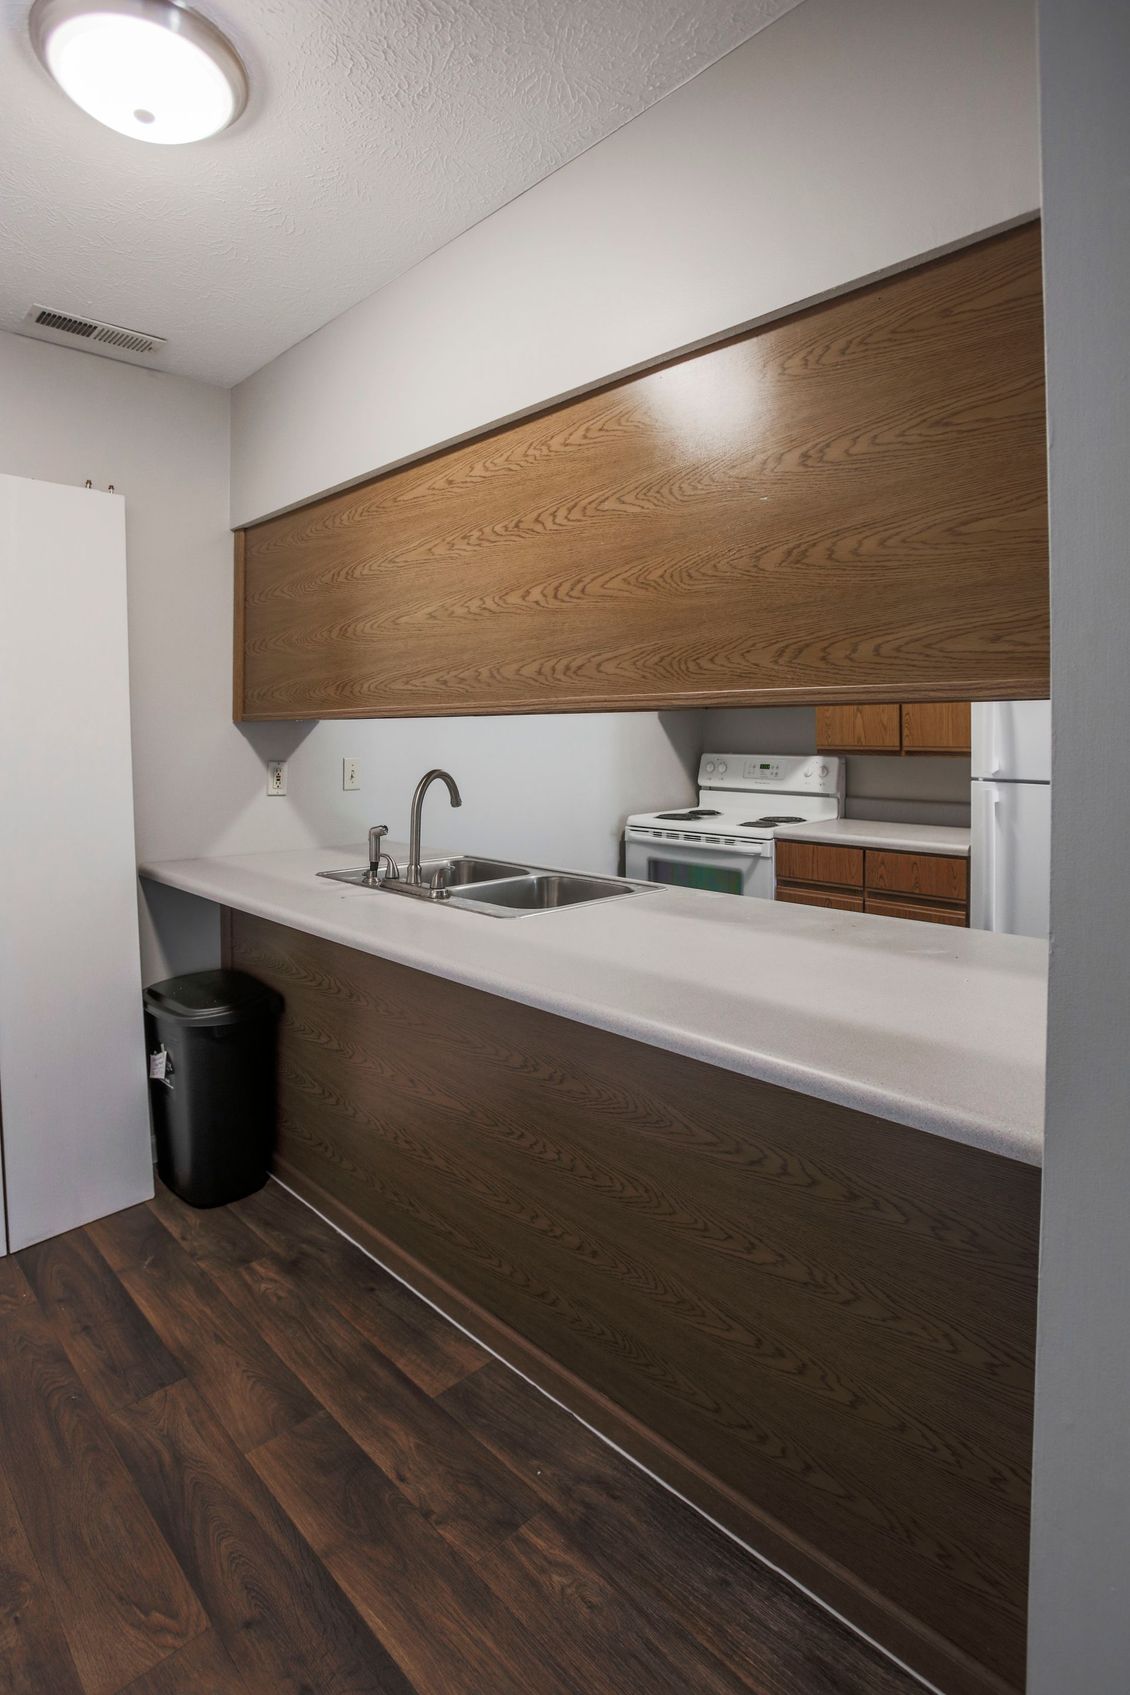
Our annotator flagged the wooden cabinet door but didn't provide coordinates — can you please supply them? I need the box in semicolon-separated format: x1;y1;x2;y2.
901;702;972;754
237;225;1049;721
865;897;968;927
865;850;969;904
814;705;902;753
777;885;865;912
775;840;864;888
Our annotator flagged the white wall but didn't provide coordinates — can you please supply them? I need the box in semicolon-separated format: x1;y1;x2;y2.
223;0;1036;916
231;0;1039;525
3;0;1039;983
1028;2;1130;1687
0;332;230;979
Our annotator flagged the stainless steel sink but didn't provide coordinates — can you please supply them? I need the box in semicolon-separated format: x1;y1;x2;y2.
318;856;657;916
320;855;525;891
452;872;643;914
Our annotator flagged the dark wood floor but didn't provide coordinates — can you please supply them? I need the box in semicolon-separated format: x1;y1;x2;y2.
0;1178;923;1695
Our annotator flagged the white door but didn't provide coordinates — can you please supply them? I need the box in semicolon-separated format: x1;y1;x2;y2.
0;474;152;1251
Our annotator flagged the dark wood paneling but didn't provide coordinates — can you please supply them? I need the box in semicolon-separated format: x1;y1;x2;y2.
229;910;1039;1695
775;884;865;912
815;704;903;752
866;849;969;902
774;840;864;887
238;224;1049;720
901;700;972;753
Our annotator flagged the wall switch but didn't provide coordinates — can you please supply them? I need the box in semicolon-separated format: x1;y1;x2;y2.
343;757;360;791
267;760;288;796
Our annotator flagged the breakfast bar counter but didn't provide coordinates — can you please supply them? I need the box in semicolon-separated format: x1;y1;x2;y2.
142;842;1044;1165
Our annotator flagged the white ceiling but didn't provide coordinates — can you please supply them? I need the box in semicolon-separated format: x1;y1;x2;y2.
0;0;801;387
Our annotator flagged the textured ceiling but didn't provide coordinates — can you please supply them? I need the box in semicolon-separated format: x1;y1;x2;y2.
0;0;801;387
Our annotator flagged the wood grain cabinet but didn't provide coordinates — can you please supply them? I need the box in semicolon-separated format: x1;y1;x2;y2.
816;701;972;755
235;224;1048;721
776;841;969;926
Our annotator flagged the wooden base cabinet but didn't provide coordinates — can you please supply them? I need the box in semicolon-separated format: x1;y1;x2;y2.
776;840;970;926
228;909;1036;1695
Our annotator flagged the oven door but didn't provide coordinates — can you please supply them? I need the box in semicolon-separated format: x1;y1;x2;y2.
624;831;773;899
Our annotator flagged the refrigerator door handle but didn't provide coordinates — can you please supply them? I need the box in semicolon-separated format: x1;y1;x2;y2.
982;781;1000;931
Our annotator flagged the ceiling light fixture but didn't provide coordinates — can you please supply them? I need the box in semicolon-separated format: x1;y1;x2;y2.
29;0;248;145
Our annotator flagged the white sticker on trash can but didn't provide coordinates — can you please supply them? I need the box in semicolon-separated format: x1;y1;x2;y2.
149;1048;168;1080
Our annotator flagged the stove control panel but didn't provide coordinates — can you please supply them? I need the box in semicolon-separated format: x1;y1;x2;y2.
697;753;843;796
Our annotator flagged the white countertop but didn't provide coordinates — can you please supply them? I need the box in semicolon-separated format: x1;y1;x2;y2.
140;844;1045;1167
778;819;971;856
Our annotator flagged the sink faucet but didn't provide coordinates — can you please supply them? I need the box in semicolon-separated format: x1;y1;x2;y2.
407;769;462;885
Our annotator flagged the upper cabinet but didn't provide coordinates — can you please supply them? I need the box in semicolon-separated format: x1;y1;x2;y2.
235;224;1049;722
816;701;971;754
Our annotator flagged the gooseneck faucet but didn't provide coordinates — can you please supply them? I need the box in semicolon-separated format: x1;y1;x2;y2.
407;769;462;885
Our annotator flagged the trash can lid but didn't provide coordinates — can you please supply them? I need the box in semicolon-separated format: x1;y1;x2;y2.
144;969;282;1026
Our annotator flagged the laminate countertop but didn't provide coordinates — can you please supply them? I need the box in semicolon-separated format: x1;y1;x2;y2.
778;820;971;856
140;845;1046;1167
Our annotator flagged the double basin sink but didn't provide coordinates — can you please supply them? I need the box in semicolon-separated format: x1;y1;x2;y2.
319;855;657;918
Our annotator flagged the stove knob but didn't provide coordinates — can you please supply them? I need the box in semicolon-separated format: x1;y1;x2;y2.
704;760;716;774
716;761;728;776
818;763;829;778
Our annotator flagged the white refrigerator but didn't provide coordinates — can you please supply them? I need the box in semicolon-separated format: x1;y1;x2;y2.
970;701;1051;938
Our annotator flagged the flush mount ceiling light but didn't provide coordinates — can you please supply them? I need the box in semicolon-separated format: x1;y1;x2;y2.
29;0;248;145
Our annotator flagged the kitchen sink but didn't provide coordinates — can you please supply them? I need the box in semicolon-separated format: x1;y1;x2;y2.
452;872;642;914
319;856;657;916
320;856;526;891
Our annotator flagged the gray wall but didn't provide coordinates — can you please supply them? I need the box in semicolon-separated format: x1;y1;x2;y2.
232;0;1040;525
1028;2;1130;1688
706;707;972;826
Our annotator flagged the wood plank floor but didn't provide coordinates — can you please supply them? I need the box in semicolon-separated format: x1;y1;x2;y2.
0;1178;925;1695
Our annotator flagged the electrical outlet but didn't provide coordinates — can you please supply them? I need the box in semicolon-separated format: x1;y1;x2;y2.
267;760;287;796
343;757;360;791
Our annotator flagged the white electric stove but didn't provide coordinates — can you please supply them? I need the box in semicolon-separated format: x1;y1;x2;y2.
624;753;844;900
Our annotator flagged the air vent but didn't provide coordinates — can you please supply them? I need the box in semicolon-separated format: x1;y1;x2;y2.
23;305;167;363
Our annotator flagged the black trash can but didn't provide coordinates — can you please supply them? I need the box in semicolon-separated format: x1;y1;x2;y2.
144;969;284;1208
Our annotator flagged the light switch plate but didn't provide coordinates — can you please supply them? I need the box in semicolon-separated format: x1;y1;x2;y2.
267;760;287;795
343;757;359;791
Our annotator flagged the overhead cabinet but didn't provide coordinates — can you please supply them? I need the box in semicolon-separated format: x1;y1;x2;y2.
235;224;1049;721
815;701;972;754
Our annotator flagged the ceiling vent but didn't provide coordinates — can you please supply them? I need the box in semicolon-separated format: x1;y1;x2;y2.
22;305;167;365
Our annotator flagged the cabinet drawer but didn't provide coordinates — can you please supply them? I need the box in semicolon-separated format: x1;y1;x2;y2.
776;884;865;913
865;897;968;927
865;850;968;903
900;701;972;754
775;841;864;888
815;704;902;752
